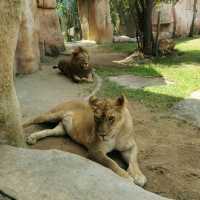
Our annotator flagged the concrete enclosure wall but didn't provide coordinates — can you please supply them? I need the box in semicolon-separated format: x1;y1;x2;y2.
152;0;200;39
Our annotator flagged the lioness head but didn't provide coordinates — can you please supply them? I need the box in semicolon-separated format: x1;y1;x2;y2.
71;47;91;72
89;96;126;141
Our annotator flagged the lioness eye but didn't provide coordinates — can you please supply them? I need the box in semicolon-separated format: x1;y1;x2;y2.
108;116;115;123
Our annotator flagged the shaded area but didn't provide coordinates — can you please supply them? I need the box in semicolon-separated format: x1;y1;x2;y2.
15;58;96;118
0;146;171;200
0;192;14;200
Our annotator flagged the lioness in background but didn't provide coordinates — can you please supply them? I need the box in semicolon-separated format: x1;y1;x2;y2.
53;47;94;83
23;96;147;187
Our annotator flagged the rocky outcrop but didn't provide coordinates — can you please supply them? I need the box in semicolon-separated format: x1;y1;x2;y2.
14;0;65;74
0;145;171;200
38;0;65;57
77;0;113;43
15;0;40;74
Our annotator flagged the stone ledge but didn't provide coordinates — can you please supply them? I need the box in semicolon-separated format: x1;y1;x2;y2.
0;145;172;200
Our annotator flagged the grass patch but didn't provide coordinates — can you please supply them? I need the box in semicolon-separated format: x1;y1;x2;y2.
97;65;161;78
97;37;200;111
99;42;137;54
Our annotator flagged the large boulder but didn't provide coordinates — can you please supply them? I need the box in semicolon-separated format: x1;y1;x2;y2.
0;145;171;200
15;0;40;74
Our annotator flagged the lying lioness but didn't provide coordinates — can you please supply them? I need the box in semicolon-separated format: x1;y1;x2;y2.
23;96;147;187
53;47;94;83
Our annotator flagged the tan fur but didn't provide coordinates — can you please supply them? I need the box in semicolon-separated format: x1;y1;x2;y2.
24;96;147;187
53;47;94;83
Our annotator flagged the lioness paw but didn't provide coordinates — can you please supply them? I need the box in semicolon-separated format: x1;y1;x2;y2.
133;174;147;187
26;135;37;145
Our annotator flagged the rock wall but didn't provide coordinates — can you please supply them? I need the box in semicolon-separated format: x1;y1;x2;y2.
38;0;65;57
78;0;113;43
15;0;40;74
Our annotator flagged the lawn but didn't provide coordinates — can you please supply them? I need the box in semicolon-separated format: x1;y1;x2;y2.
96;37;200;111
98;42;137;54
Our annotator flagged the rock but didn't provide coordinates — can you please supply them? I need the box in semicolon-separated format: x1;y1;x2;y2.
37;0;57;9
38;8;65;57
0;145;171;200
109;75;173;90
15;0;40;74
173;90;200;128
0;193;12;200
113;36;136;43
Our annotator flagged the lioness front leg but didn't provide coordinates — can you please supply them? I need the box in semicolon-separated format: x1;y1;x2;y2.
121;143;147;187
89;150;132;180
26;123;65;145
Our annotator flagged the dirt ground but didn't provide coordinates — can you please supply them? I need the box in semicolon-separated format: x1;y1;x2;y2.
20;49;200;200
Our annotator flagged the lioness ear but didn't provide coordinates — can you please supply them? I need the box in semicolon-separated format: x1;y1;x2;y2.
116;95;125;107
89;96;98;106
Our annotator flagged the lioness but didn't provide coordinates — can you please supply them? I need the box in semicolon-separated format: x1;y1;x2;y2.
24;96;147;187
53;46;94;83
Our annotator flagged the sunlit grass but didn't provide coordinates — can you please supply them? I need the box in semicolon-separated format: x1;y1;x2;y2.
97;37;200;111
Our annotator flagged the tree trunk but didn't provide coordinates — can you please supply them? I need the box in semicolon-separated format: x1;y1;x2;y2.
189;0;198;37
0;0;25;147
172;2;177;38
77;0;113;43
143;0;154;55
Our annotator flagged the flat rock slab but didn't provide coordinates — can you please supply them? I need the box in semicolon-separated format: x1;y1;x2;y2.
0;145;171;200
109;75;173;89
173;90;200;127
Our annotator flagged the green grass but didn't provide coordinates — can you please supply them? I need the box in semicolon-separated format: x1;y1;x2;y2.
96;37;200;111
99;42;137;54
